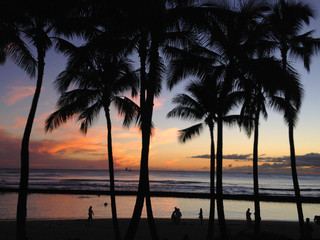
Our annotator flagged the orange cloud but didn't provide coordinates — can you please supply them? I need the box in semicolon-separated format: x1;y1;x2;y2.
5;86;35;105
164;158;180;166
13;117;27;128
151;127;179;145
154;97;166;110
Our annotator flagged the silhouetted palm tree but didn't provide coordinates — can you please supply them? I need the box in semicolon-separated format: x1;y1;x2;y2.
237;57;291;236
181;1;269;238
168;77;219;240
122;1;195;239
45;36;138;240
167;44;244;240
266;0;320;236
10;2;62;239
1;1;83;239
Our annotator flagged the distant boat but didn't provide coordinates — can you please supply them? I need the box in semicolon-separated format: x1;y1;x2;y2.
125;167;131;171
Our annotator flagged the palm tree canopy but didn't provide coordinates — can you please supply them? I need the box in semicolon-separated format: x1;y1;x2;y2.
45;33;139;134
0;1;36;76
266;0;320;71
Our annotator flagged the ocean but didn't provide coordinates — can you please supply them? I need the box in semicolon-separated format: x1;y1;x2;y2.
0;168;319;221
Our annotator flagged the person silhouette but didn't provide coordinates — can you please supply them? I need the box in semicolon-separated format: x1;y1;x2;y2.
176;208;182;223
303;218;313;240
246;208;252;225
171;207;182;223
88;206;94;222
199;208;203;225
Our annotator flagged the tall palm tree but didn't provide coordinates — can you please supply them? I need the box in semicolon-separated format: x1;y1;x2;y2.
175;2;269;239
167;77;219;240
237;57;291;236
122;1;196;239
12;2;61;239
266;0;320;236
2;1;82;239
167;44;244;240
45;36;138;240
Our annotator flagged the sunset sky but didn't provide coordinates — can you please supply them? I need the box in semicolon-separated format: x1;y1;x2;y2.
0;3;320;174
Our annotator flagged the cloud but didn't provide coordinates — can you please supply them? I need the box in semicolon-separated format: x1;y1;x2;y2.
190;152;320;174
0;128;126;169
191;154;252;160
13;117;27;128
259;153;320;167
224;154;252;160
4;86;35;105
154;97;167;110
191;154;210;159
164;158;180;166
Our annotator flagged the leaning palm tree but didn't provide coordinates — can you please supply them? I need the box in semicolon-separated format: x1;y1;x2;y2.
11;2;61;239
45;36;138;240
266;0;320;236
167;77;219;240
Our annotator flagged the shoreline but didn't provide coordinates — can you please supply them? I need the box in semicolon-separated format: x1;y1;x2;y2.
1;187;320;203
1;218;319;240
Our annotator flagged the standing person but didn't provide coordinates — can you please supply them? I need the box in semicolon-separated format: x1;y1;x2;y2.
88;206;94;222
199;208;203;225
176;208;182;223
246;208;252;226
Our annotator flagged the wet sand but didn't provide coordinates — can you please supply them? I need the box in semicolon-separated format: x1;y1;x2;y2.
1;218;320;240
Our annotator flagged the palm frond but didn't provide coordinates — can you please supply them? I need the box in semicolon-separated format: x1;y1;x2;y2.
178;123;203;143
114;96;140;128
78;101;103;134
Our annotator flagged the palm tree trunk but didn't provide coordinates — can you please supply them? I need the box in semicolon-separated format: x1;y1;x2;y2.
253;113;261;237
283;51;304;238
104;106;121;240
289;122;304;238
143;31;159;240
124;31;159;240
207;122;215;240
16;47;44;240
124;100;153;240
146;193;159;240
139;32;159;238
216;117;228;240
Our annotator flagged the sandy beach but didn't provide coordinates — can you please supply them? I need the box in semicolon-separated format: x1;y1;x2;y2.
1;218;319;240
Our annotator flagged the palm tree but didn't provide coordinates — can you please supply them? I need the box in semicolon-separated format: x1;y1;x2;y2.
177;2;269;238
11;2;61;239
45;35;138;240
1;1;84;238
167;44;245;240
266;0;320;236
237;57;291;236
122;1;196;239
167;77;219;240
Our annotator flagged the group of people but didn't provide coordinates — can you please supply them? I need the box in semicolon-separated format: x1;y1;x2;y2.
171;207;204;225
88;205;314;239
171;207;182;223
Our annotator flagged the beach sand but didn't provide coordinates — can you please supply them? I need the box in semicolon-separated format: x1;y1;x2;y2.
1;218;319;240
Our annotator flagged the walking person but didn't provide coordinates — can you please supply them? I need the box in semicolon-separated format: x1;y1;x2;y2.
88;206;94;222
